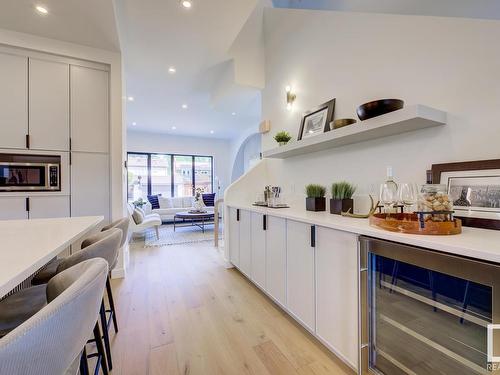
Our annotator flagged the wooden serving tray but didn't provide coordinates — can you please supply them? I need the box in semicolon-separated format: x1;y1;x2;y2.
369;213;462;235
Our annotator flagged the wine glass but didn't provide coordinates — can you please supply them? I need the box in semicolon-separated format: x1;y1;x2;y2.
399;183;417;213
380;182;398;216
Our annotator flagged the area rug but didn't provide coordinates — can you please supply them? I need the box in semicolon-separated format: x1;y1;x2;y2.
143;224;223;248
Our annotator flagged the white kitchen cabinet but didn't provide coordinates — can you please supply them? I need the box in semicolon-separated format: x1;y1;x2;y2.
238;209;252;276
287;220;315;331
265;215;287;306
250;212;266;289
29;58;69;151
70;152;110;221
28;196;70;219
0;52;28;149
70;66;109;153
0;197;28;220
228;208;240;266
316;226;358;369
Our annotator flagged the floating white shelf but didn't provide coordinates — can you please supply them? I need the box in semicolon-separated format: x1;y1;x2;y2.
263;104;447;159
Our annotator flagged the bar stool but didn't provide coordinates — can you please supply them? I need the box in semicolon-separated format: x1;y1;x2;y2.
30;228;122;371
0;258;109;375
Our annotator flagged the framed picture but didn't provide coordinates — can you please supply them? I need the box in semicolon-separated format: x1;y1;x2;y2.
298;98;336;141
431;159;500;230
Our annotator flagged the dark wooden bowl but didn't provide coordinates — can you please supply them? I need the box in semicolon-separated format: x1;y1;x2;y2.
356;99;404;121
330;118;357;130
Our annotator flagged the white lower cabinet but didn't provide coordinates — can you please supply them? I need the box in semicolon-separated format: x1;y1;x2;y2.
286;220;315;331
228;208;240;266
265;215;286;306
251;212;266;288
316;226;358;369
29;196;70;219
0;197;28;220
238;209;252;276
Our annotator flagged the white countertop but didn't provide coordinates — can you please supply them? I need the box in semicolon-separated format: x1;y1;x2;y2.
228;203;500;264
0;216;103;298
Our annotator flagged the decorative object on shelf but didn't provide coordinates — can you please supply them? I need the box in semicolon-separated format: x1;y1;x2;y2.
417;184;453;222
356;99;404;121
285;85;296;111
330;181;356;215
193;187;206;211
399;182;418;213
274;131;292;146
298;98;336;140
305;184;326;212
369;213;462;235
341;195;379;218
431;159;500;230
330;118;357;130
259;120;271;134
379;166;399;215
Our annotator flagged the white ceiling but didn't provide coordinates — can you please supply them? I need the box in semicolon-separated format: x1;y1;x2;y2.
114;0;262;139
0;0;120;51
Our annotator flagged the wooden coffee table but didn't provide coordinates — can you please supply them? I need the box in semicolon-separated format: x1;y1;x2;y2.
174;211;215;233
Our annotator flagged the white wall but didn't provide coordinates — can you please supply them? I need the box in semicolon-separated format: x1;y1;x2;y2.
261;9;500;211
127;130;231;197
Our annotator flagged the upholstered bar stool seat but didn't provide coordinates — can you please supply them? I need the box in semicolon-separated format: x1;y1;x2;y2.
0;285;47;337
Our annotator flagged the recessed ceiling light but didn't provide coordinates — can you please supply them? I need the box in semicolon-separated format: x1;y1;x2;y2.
168;67;176;74
210;130;214;134
181;0;192;9
35;5;49;15
132;122;137;126
232;112;236;116
182;104;188;109
127;96;134;102
171;126;177;130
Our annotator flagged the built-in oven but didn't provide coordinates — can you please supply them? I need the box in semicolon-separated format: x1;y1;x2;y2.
359;236;500;375
0;153;60;192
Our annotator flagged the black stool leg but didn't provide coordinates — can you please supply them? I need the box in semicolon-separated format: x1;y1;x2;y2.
106;276;118;333
80;347;89;375
93;322;108;375
100;301;113;370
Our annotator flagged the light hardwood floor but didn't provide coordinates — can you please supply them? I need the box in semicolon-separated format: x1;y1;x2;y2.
109;237;354;375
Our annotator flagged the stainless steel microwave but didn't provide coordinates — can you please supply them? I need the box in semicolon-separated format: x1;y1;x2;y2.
0;153;61;192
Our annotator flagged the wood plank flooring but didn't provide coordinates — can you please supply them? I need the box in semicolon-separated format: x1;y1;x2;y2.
109;238;354;375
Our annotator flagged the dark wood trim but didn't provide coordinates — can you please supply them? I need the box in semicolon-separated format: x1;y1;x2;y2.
297;98;336;141
431;158;500;231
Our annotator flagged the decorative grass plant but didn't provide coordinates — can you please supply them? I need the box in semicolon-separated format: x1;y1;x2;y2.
305;184;326;212
274;131;292;145
330;181;356;215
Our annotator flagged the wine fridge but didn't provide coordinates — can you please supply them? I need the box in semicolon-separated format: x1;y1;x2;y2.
359;236;500;375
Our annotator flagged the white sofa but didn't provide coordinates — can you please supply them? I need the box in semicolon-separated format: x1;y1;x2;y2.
144;196;212;222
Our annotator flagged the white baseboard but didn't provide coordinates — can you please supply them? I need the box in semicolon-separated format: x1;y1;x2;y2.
111;267;126;279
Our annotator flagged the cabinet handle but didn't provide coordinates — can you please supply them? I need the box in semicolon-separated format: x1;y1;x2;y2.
263;215;267;231
310;225;316;247
236;209;240;221
69;137;72;151
25;134;30;149
25;197;30;212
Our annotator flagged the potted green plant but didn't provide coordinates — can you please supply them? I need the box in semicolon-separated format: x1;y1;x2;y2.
274;131;292;146
132;197;146;208
305;184;326;212
330;181;356;215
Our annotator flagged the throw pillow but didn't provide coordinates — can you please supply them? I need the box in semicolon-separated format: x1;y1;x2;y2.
159;196;173;209
132;208;144;224
147;194;160;209
202;193;216;207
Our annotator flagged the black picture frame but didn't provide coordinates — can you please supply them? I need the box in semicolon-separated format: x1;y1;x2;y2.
297;98;336;141
431;159;500;230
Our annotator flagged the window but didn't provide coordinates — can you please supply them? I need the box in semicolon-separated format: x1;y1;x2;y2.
127;152;213;201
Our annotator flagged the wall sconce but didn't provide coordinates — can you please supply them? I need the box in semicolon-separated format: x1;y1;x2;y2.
285;85;296;111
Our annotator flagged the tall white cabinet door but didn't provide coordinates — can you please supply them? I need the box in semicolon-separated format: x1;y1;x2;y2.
238;209;252;276
250;212;266;289
29;58;69;151
287;220;315;331
0;197;28;220
70;66;109;153
0;53;28;149
265;215;286;306
316;227;358;369
71;152;110;221
228;208;240;266
29;196;70;219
